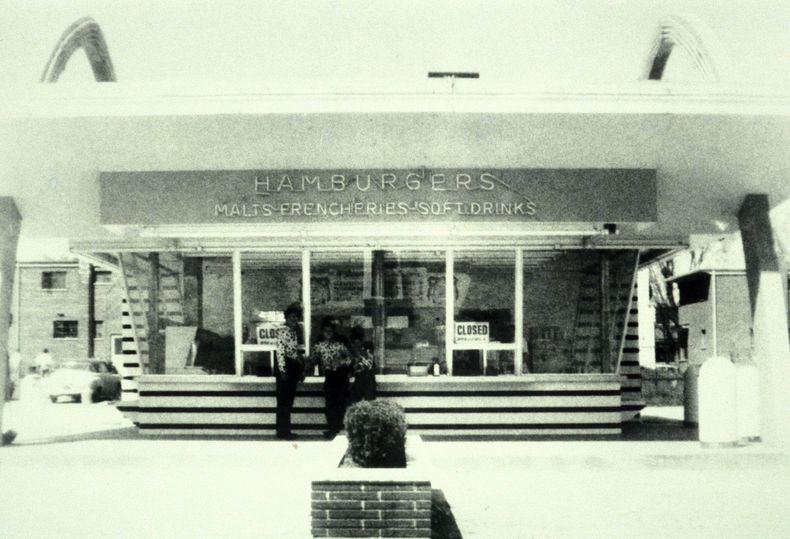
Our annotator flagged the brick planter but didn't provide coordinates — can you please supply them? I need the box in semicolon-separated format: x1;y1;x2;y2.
311;436;432;538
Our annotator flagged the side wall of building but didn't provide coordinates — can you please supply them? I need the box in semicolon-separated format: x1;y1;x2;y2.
14;263;124;372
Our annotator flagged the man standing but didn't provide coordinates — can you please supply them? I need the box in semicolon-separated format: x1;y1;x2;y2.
274;304;304;440
34;348;54;375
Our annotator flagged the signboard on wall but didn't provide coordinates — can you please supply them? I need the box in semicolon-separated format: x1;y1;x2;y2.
454;322;490;344
99;168;657;225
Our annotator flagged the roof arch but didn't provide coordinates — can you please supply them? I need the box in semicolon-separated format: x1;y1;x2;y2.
41;16;116;83
643;14;734;82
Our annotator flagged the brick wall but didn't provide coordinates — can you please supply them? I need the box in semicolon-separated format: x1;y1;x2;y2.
311;481;431;538
14;263;123;370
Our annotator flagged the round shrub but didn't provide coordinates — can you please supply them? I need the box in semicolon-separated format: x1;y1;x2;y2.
344;400;407;468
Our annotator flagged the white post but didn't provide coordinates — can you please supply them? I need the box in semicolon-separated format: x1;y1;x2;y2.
514;248;524;375
0;198;21;439
445;249;454;376
232;250;243;376
738;194;790;447
710;270;718;358
302;250;311;357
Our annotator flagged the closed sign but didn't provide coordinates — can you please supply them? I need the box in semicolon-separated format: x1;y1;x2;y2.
454;322;489;343
256;322;283;345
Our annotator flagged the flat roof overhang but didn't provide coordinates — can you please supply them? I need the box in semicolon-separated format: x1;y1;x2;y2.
70;222;687;266
2;82;789;118
2;83;788;244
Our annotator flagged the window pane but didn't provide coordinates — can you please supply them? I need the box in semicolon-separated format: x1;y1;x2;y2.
53;320;79;338
95;271;113;284
42;271;66;289
452;251;516;376
379;250;445;374
241;252;303;376
170;254;236;375
310;251;367;371
93;320;104;338
522;251;603;373
454;251;515;341
113;336;123;355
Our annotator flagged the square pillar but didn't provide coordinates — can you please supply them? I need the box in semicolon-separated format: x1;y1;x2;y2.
0;198;21;437
738;194;790;447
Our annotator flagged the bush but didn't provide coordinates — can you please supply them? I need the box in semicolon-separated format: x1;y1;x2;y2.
344;400;408;468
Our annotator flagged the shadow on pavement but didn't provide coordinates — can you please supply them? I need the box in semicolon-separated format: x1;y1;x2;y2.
4;427;336;446
432;489;463;539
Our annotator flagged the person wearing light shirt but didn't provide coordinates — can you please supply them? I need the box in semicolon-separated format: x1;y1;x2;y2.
274;305;305;440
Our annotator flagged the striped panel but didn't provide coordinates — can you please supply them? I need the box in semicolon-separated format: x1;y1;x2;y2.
131;376;622;436
618;284;644;421
118;297;142;402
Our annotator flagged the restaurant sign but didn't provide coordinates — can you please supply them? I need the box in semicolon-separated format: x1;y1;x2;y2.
99;168;656;225
454;322;490;344
256;322;282;345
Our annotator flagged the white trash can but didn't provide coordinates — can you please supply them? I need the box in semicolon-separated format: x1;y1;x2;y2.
735;361;761;443
698;355;738;448
683;363;700;426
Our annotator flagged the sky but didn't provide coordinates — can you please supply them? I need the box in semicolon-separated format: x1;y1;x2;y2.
1;0;788;89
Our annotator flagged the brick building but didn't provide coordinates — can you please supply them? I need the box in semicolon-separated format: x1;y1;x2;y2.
9;251;123;374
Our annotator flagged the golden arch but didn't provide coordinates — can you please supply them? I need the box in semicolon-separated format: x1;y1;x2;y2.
41;17;116;82
644;14;733;82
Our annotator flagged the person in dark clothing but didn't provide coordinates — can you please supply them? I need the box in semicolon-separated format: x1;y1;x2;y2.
348;326;377;403
311;318;351;439
274;304;305;440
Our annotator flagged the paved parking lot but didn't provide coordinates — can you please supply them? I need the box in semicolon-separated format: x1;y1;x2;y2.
2;402;789;538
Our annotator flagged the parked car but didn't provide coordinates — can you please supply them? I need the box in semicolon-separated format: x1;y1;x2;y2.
47;360;122;403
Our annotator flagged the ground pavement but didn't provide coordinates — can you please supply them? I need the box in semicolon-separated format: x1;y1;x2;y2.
1;402;789;538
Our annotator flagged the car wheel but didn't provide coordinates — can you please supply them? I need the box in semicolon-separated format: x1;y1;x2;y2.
73;394;81;403
92;386;102;403
50;396;58;404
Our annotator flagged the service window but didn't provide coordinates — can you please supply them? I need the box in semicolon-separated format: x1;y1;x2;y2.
310;251;367;368
376;250;445;374
451;251;516;375
240;252;303;376
521;250;636;374
182;254;236;375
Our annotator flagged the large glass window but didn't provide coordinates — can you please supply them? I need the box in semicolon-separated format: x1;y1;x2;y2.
521;250;635;374
175;254;236;375
451;251;516;375
239;252;304;376
310;250;367;352
522;251;597;373
377;250;446;374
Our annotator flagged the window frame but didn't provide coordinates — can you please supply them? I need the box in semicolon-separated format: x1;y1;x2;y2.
41;270;67;290
230;246;527;377
53;320;79;339
93;320;104;339
94;270;113;285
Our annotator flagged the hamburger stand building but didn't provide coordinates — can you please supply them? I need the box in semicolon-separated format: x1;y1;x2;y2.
0;4;789;445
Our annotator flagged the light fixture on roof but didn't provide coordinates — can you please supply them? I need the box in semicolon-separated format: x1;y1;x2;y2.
427;72;480;79
428;72;479;92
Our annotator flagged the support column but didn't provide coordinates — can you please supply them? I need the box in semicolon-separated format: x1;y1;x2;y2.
372;250;386;373
599;253;611;372
146;253;163;374
738;194;790;447
0;198;21;439
87;264;96;358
